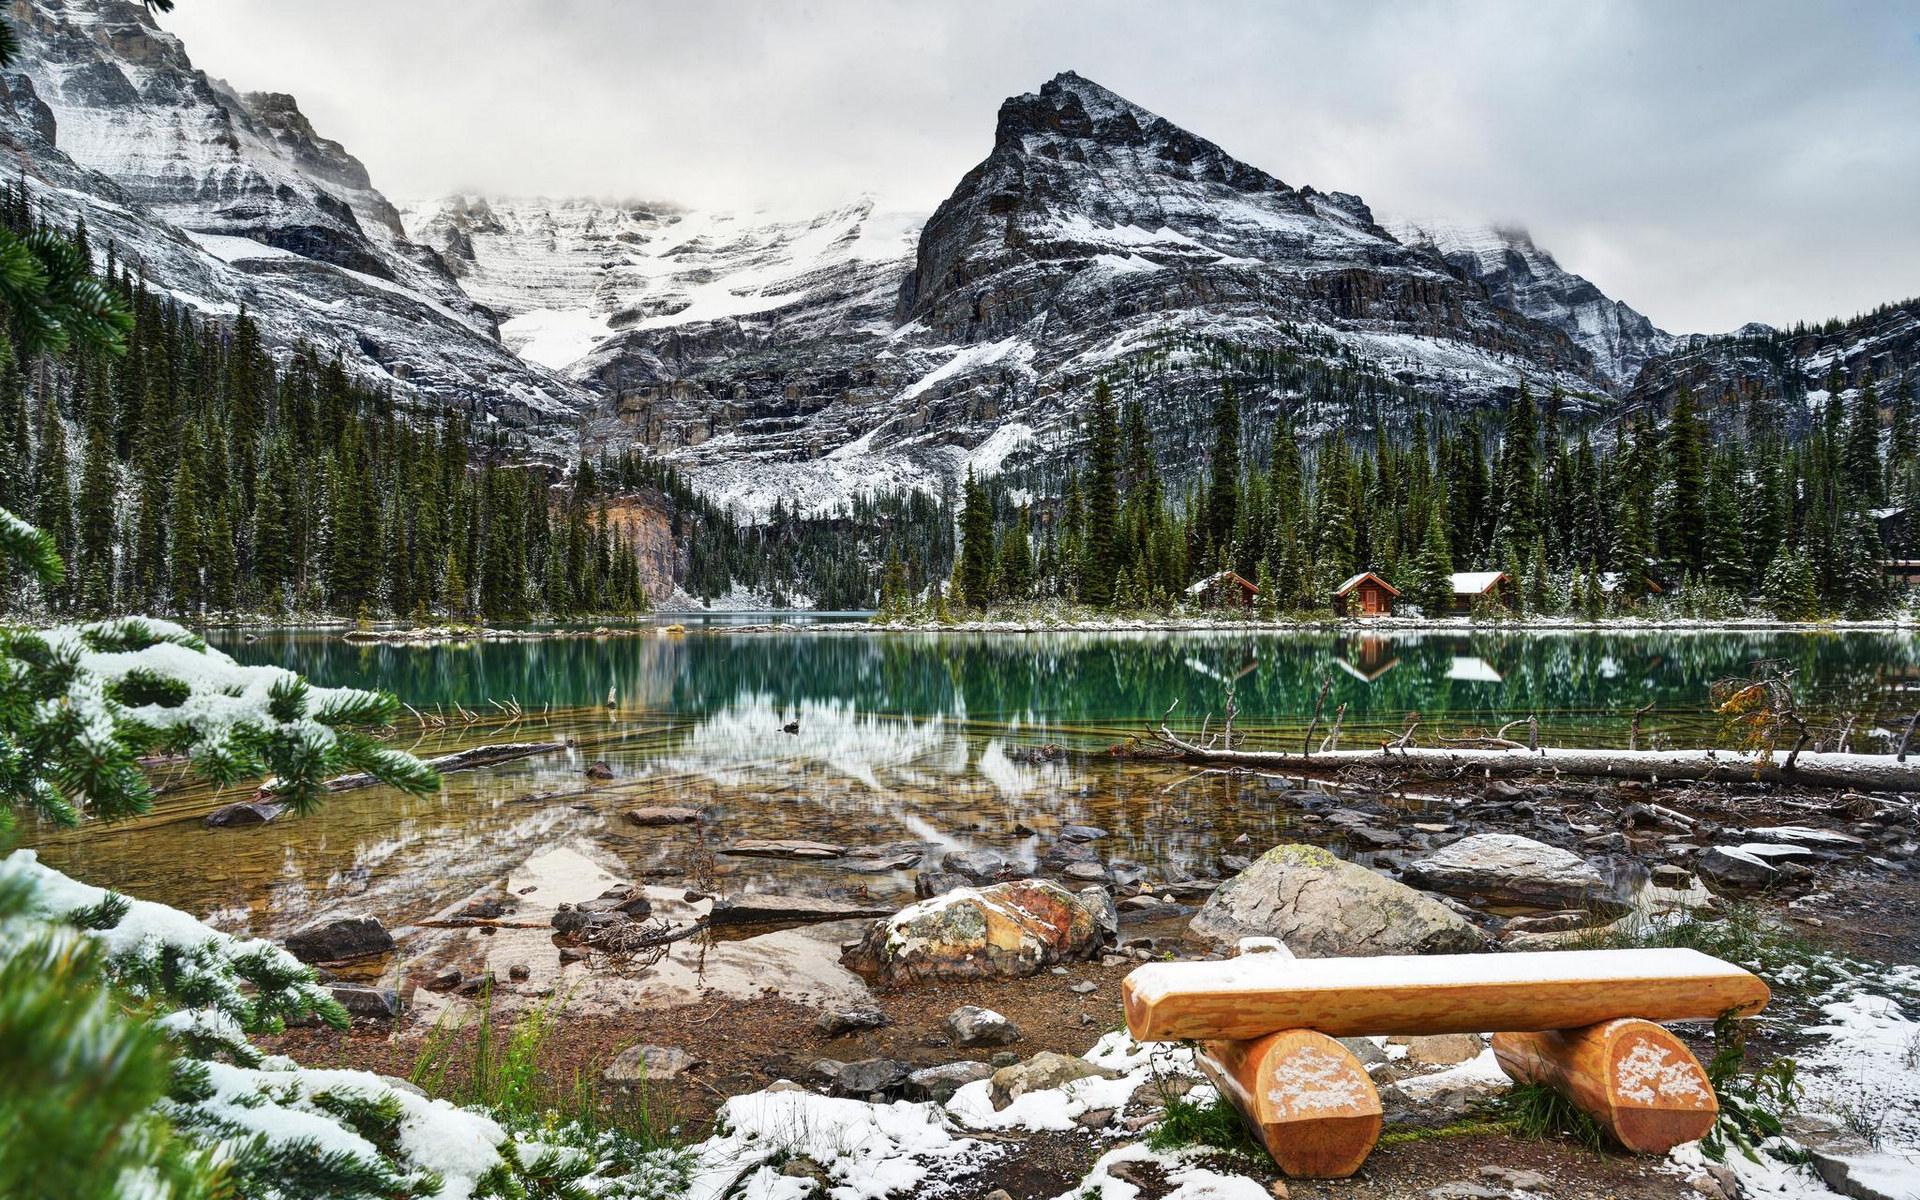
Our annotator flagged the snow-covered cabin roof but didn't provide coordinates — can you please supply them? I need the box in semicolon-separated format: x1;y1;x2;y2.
1597;572;1664;595
1185;570;1258;596
1334;571;1401;596
1449;571;1508;595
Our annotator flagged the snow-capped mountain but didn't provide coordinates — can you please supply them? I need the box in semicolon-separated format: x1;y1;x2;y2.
1;0;584;430
465;72;1627;519
400;195;922;371
1388;220;1676;386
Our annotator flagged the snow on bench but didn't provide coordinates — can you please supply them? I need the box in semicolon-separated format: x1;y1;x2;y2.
1122;947;1769;1040
1121;948;1769;1177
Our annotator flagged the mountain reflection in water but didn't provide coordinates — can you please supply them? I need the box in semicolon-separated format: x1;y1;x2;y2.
21;627;1915;940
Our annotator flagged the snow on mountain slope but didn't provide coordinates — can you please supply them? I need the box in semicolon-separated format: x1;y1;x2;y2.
2;0;585;429
402;195;923;369
1625;296;1919;437
1388;219;1676;387
551;71;1616;519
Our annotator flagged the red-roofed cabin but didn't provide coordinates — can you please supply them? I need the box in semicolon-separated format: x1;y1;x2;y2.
1333;572;1400;618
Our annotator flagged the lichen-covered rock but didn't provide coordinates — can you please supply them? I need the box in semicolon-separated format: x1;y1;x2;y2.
1403;833;1613;909
988;1050;1115;1109
1187;844;1484;957
842;880;1100;982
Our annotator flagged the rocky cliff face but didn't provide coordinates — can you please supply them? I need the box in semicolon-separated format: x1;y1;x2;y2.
435;72;1623;519
1388;220;1676;387
1;0;585;431
1624;299;1919;433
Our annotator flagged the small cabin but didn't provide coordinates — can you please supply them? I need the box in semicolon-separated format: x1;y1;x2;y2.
1333;572;1399;618
1597;571;1665;598
1186;570;1259;609
1883;561;1920;587
1448;570;1514;614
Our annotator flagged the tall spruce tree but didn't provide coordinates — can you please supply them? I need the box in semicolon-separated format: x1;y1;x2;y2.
1081;380;1121;605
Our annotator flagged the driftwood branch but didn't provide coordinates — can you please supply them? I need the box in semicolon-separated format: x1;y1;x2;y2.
1135;724;1920;790
318;740;567;794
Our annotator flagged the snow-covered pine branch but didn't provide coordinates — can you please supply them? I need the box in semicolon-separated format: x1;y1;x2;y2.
2;607;441;830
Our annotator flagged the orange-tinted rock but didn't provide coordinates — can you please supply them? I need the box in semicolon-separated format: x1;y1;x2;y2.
842;879;1100;983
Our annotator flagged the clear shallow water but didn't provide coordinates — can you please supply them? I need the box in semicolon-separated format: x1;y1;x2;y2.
23;627;1919;938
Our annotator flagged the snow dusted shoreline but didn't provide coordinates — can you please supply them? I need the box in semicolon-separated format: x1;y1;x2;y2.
723;612;1920;636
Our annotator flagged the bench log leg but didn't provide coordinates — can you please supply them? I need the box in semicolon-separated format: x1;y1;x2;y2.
1492;1018;1717;1154
1196;1029;1382;1178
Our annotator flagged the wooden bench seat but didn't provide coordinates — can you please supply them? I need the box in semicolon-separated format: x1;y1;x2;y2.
1122;947;1769;1177
1123;947;1770;1040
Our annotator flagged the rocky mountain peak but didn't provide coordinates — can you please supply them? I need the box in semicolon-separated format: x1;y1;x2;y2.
990;70;1284;197
1390;217;1676;386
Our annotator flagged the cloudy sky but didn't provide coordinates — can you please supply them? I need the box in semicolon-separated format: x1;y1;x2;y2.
165;1;1918;335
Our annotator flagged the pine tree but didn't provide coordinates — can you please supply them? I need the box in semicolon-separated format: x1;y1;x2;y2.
1844;376;1882;504
995;506;1033;602
168;430;203;613
1081;380;1121;606
955;467;995;609
1206;379;1240;563
31;389;73;605
1762;548;1818;621
1408;507;1453;617
1660;387;1708;574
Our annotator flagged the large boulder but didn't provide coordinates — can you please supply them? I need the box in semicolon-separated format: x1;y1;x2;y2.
988;1050;1114;1109
1402;833;1612;909
283;915;394;963
1188;844;1484;957
842;880;1100;983
1696;846;1780;890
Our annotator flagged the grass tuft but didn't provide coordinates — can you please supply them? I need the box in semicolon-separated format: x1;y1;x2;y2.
1145;1092;1262;1159
1486;1082;1609;1152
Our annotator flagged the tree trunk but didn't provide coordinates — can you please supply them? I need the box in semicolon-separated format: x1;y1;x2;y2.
1195;1029;1381;1178
1136;734;1920;790
1493;1019;1717;1154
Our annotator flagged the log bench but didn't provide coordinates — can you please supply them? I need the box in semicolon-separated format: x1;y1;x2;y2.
1120;946;1769;1177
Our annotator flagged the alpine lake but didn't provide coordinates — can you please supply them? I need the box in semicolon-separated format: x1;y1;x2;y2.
23;621;1920;944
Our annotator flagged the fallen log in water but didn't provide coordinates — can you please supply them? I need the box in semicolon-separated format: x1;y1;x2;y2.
318;740;568;793
1131;726;1920;790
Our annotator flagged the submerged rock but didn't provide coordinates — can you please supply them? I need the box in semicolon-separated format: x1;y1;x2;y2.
842;880;1101;983
708;893;894;925
722;839;846;860
625;806;701;826
284;915;395;963
942;848;1015;883
1403;833;1612;908
204;799;285;827
1188;844;1484;957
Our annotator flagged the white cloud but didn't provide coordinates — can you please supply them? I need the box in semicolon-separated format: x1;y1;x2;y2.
162;0;1920;335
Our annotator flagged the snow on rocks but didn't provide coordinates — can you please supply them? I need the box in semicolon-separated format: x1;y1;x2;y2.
1063;1142;1273;1200
842;880;1102;982
1187;843;1485;957
1402;832;1614;909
